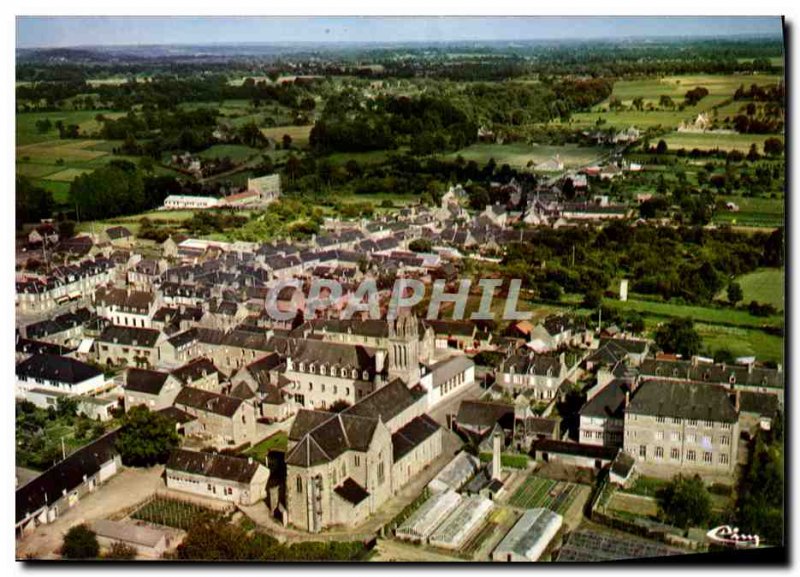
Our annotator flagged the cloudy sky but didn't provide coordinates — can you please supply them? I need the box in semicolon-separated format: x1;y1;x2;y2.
16;16;783;49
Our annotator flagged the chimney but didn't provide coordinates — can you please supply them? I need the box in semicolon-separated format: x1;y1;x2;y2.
375;350;386;374
625;390;630;408
492;429;503;481
732;391;740;412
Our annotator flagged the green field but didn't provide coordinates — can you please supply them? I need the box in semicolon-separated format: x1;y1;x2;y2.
16;110;125;145
695;323;783;363
605;297;782;329
713;195;784;228
568;74;783;130
260;125;313;147
663;132;784;153
444;143;606;170
197;144;261;162
716;268;784;310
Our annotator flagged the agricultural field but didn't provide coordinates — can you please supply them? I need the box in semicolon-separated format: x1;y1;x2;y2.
16;110;126;145
568;73;783;130
507;475;581;515
662;132;784;153
443;143;606;170
718;268;784;310
260;124;313;147
131;496;214;530
197;144;262;162
713;195;784;228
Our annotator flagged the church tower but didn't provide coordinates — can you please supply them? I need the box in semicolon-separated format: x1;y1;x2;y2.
387;314;421;385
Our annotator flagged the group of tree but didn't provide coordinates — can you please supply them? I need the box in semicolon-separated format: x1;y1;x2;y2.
735;426;784;544
115;405;180;467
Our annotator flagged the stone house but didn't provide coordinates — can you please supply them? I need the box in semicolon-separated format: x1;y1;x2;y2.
95;325;163;368
173;387;258;449
124;368;182;411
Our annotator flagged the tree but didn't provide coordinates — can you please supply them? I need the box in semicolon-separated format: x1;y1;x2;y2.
62;524;99;559
282;133;293;150
115;406;180;467
408;238;433;253
763;137;783;156
58;220;76;240
582;289;602;310
104;542;137;560
657;474;712;529
328;400;352;413
655;139;668;155
654;318;701;357
727;282;744;306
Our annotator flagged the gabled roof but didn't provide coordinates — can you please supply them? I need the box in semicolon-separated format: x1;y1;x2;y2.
392;414;441;461
125;368;171;395
174;387;244;417
16;431;119;523
98;325;160;348
580;380;629;420
16;354;102;385
456;400;514;431
171;358;223;385
166;448;263;483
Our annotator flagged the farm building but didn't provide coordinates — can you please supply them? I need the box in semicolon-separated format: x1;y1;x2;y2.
162;195;220;210
395;489;463;543
428;495;494;550
428;452;481;494
491;508;563;562
90;519;170;558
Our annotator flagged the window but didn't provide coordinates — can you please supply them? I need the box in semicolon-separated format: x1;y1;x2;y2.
656;431;665;441
704;420;714;428
656;416;665;424
655;447;664;459
702;436;711;447
670;431;681;442
296;477;303;493
722;422;732;430
686;450;696;462
671;448;680;460
639;445;647;458
687;419;698;427
686;434;696;444
354;455;360;467
720;435;730;446
719;454;729;465
703;451;713;464
377;462;385;485
671;417;681;425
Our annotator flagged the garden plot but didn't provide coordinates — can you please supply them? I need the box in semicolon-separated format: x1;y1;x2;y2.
508;476;580;515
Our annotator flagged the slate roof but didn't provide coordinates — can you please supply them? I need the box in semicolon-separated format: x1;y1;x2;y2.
157;406;197;425
334;477;370;505
532;439;618;460
392;414;441;461
627;380;739;423
16;431;119;524
105;226;132;240
98;325;160;348
343;378;421;423
166;449;262;483
456;400;515;431
125;368;171;395
16;354;101;385
639;358;783;389
738;391;779;418
580;380;629;420
171;358;222;385
426;355;475;389
174;387;245;417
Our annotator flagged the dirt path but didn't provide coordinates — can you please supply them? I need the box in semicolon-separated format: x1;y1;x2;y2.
17;465;165;560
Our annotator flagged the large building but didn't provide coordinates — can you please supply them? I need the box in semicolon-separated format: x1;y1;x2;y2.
284;379;442;532
247;174;281;204
623;380;739;480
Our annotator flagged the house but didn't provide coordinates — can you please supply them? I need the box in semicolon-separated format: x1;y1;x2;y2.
173;387;258;449
171;357;224;392
95;325;162;368
527;315;590;352
93;286;156;329
16;431;121;538
165;448;269;506
16;354;106;404
497;352;568;402
105;226;133;247
124;368;182;411
28;223;59;246
623;380;739;480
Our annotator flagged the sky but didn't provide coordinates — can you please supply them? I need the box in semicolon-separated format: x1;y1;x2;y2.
16;16;783;49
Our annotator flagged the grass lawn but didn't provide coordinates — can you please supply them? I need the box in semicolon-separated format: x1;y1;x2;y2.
604;297;782;329
244;431;288;462
43;167;94;182
715;268;784;310
197;144;261;162
623;476;669;498
713;195;784;228
663;132;784;153
566;73;783;130
696;323;783;363
260;125;313;147
443;142;606;170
